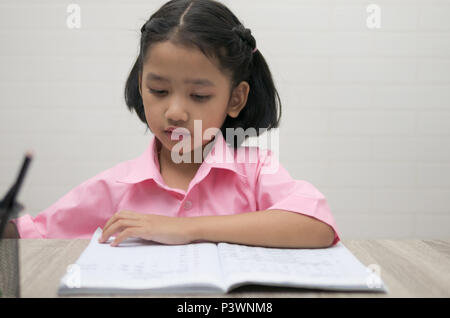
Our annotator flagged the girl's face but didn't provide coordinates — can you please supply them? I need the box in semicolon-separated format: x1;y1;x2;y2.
139;41;249;159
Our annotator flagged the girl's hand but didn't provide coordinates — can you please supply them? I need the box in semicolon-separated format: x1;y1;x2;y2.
98;210;195;247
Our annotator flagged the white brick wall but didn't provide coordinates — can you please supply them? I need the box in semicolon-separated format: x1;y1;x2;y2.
1;0;449;239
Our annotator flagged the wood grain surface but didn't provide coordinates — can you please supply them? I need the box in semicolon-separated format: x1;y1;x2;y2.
13;238;450;298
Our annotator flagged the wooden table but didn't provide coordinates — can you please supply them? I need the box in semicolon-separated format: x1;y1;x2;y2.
11;238;450;297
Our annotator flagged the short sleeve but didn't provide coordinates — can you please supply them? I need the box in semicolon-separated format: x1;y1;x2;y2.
11;170;123;239
255;149;340;246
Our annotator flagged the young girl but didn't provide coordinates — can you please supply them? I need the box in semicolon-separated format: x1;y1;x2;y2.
8;0;340;248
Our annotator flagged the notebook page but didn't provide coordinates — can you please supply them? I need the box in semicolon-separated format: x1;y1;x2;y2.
59;228;224;292
218;242;386;292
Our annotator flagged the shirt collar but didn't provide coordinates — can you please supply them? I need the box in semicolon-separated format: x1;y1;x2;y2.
115;131;244;185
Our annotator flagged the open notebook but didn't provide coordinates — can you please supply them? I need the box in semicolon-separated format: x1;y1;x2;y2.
58;227;387;295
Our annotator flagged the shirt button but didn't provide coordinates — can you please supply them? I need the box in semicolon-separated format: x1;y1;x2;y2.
184;200;192;210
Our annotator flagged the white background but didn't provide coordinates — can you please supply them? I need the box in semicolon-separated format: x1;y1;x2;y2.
1;0;449;239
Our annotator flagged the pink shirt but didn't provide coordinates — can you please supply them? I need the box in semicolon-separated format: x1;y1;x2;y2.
12;132;340;246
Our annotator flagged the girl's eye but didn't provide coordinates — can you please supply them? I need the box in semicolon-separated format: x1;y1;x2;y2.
192;95;211;101
149;89;167;96
148;89;210;101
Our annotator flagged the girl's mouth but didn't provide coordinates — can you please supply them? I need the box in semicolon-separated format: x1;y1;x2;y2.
165;129;190;141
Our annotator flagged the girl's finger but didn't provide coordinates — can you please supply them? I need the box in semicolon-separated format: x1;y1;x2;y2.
101;212;121;235
99;219;141;243
111;227;143;247
101;211;139;238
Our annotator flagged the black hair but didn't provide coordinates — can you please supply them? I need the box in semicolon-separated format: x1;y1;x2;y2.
124;0;282;148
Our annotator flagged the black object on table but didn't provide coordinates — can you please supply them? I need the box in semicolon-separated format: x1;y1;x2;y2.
0;152;33;298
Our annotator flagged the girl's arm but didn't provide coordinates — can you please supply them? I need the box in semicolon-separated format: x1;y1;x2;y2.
186;209;336;249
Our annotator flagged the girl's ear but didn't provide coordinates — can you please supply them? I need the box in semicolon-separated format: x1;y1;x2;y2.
227;81;250;118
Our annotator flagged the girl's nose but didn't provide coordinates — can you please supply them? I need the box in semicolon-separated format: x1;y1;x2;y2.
165;100;188;123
